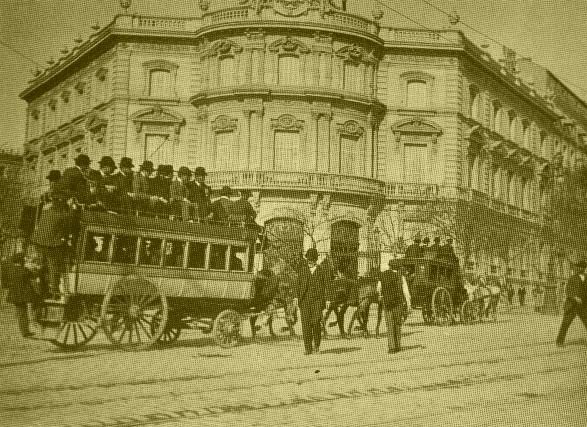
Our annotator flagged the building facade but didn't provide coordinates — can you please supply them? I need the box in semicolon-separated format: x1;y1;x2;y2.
19;0;587;294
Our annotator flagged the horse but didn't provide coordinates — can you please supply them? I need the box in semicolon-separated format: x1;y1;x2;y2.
463;276;501;321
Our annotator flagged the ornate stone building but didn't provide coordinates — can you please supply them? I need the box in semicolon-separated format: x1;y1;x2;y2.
19;0;587;290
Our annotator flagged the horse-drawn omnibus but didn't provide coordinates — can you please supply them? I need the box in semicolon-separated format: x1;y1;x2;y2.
35;211;296;350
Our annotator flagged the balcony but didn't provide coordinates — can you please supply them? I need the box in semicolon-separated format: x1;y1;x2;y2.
206;170;385;197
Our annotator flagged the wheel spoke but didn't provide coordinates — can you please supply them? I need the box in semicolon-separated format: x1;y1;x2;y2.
72;323;79;345
62;323;71;344
137;318;153;339
78;323;89;341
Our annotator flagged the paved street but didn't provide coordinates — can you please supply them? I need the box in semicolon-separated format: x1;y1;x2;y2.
0;302;585;427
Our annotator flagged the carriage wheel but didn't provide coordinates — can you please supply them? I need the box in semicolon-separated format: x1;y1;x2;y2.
431;287;453;326
101;275;168;351
460;300;477;325
51;300;100;349
268;300;297;337
213;309;241;348
151;310;181;344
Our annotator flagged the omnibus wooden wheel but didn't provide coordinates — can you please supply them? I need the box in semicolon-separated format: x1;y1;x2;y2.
51;299;100;349
460;300;477;325
431;287;453;326
152;310;181;344
213;309;241;348
101;276;168;351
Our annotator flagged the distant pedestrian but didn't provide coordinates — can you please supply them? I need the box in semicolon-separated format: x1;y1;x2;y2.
507;285;515;305
556;260;587;347
379;260;411;353
295;248;329;355
518;286;527;306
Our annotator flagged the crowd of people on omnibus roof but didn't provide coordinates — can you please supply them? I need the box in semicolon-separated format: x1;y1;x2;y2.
403;235;458;263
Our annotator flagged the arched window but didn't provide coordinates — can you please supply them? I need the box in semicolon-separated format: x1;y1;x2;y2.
149;69;171;98
491;100;502;133
469;85;481;120
406;80;428;109
278;55;300;86
331;221;360;277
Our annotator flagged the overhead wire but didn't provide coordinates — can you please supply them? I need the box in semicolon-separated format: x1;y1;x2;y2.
0;39;43;68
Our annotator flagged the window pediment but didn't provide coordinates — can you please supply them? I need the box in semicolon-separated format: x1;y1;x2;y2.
205;39;243;58
271;114;304;131
269;36;310;56
391;117;442;143
400;71;434;83
337;120;364;137
131;105;185;134
211;115;238;133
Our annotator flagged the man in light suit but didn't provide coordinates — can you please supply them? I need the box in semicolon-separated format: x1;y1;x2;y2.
556;260;587;347
295;248;330;355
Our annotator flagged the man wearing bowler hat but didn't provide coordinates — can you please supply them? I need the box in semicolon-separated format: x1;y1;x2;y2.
190;166;211;220
40;170;62;207
113;157;135;212
92;156;117;210
295;248;330;355
61;154;92;205
133;160;158;215
556;260;587;347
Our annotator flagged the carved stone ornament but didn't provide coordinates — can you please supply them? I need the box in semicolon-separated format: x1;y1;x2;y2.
391;117;443;143
271;114;304;130
211;115;238;133
273;0;311;17
336;44;373;64
131;106;185;135
337;120;364;137
48;99;57;111
74;81;86;94
30;108;40;120
85;113;108;143
95;67;108;81
269;36;310;55
205;39;243;58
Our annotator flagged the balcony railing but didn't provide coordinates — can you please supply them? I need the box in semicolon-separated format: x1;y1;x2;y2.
206;170;384;196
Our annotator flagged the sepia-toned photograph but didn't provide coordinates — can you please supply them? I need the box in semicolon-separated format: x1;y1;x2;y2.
0;1;586;425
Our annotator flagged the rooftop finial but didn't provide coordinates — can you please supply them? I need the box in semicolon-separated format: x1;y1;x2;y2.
91;22;101;31
120;0;132;13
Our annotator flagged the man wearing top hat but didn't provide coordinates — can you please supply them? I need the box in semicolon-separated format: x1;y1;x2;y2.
151;164;174;217
40;170;61;206
170;166;193;221
556;260;587;347
112;157;135;213
295;248;330;355
61;154;92;205
405;236;423;258
90;156;117;210
189;166;212;220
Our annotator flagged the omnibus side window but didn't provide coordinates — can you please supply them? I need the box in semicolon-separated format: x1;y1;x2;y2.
139;238;162;266
112;235;138;264
209;244;228;270
187;242;207;269
229;246;247;271
429;264;438;281
84;233;112;262
163;240;186;268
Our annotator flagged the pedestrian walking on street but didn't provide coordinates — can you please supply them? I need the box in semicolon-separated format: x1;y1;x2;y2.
295;248;329;355
556;260;587;347
379;260;411;354
518;286;527;306
1;253;41;338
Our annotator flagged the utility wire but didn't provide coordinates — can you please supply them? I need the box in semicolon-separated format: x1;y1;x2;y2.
0;39;42;68
413;0;587;98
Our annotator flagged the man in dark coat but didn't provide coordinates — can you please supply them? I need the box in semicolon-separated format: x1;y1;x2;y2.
151;164;173;218
133;160;157;215
61;154;92;205
405;236;423;258
30;191;74;298
1;253;39;338
40;170;62;206
439;238;458;264
210;186;233;223
170;167;193;221
112;157;135;213
90;156;117;210
189;167;211;220
295;248;330;355
379;260;412;353
323;266;354;338
230;189;258;225
556;260;587;347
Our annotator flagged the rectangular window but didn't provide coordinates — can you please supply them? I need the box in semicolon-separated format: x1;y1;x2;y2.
163;240;186;268
187;242;207;269
219;57;235;86
215;131;237;170
138;238;162;266
209;244;228;270
278;55;300;86
149;69;171;98
343;62;360;92
406;80;428;109
144;134;173;166
340;135;358;175
229;246;248;271
274;130;300;171
84;232;112;263
112;235;138;264
403;143;429;183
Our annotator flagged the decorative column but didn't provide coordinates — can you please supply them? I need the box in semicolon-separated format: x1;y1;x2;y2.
309;111;320;171
249;109;264;170
240;109;252;170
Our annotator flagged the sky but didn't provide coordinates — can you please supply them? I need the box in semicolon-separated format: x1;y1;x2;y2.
1;0;587;153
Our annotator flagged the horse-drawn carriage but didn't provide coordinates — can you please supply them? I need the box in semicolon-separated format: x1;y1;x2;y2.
388;258;500;325
35;211;296;350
